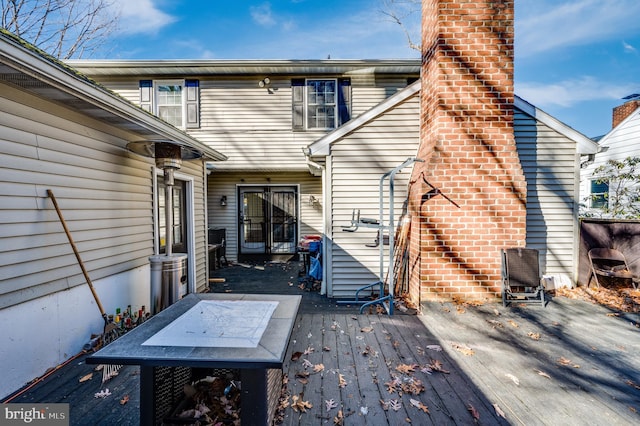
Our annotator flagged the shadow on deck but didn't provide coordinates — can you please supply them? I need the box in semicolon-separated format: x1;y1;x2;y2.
3;259;639;425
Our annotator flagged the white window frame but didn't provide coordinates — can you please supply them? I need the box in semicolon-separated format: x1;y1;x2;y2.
154;79;186;129
305;79;338;130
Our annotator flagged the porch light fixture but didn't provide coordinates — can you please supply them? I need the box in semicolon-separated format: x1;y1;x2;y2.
258;77;270;88
220;195;227;206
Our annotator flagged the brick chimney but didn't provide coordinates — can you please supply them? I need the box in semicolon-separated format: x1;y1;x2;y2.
407;0;526;303
612;100;640;128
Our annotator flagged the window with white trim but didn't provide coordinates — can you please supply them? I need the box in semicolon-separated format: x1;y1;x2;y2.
139;79;200;129
292;78;351;131
590;179;609;209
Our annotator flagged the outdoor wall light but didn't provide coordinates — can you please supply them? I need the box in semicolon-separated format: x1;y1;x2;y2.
258;77;271;88
220;195;227;206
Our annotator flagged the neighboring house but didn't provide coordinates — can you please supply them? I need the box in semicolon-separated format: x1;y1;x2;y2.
0;32;225;399
305;82;598;299
580;98;640;217
69;59;421;265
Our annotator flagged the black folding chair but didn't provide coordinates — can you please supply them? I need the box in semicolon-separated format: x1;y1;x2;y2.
501;247;545;307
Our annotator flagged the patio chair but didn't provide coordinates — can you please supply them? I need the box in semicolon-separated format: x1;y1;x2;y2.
501;247;545;307
587;248;638;289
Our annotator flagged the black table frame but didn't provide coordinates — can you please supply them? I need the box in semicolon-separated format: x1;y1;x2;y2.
87;293;301;425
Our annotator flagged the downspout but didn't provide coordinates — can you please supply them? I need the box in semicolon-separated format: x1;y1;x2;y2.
303;149;328;294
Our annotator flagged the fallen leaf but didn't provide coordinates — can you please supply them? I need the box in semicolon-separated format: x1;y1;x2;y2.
508;320;519;328
528;332;541;340
493;403;506;418
360;406;368;415
389;399;402;411
535;369;551;379
291;351;303;361
360;326;373;333
323;346;331;352
325;399;338;411
396;363;418;374
94;388;111;398
333;409;344;425
313;363;325;373
302;359;313;369
79;373;93;383
467;403;480;421
291;393;313;412
303;345;315;355
428;359;450;374
451;342;475;356
410;398;429;413
487;319;503;328
626;379;640;390
119;395;129;405
338;373;347;388
505;373;520;385
426;344;442;352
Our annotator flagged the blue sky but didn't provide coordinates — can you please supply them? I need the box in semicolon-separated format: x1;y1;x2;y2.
107;0;640;138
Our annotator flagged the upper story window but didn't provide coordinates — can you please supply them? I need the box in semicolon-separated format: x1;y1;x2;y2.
139;80;200;129
590;179;609;208
292;78;351;131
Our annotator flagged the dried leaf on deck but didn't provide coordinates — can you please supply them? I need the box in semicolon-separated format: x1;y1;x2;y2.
360;326;373;333
508;320;519;328
119;395;129;405
535;369;551;379
505;373;520;385
396;363;418;374
389;399;402;411
528;332;541;340
313;363;325;373
426;344;442;352
487;319;503;328
79;373;93;382
558;357;580;368
333;409;344;425
302;359;313;369
493;403;506;418
385;377;401;393
323;346;331;352
291;351;303;361
291;393;313;412
401;378;425;395
626;379;640;390
410;398;429;413
451;342;475;356
325;398;338;411
428;359;450;374
467;403;480;421
338;373;347;388
303;345;315;355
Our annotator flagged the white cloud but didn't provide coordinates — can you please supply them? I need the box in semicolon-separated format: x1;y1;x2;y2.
250;2;277;27
516;76;637;108
516;0;640;56
623;41;637;53
111;0;176;35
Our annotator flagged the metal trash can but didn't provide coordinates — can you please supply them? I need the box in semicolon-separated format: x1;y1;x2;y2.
149;254;188;314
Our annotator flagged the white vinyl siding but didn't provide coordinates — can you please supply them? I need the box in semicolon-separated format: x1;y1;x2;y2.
0;83;209;308
89;76;415;172
327;95;420;298
514;108;580;278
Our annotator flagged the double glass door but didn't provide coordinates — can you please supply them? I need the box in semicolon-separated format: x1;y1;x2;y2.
239;186;297;254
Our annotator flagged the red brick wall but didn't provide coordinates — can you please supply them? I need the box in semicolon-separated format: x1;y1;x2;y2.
407;0;526;303
612;100;640;129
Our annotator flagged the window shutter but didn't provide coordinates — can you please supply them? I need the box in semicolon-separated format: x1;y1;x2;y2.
292;79;305;131
139;80;153;112
185;79;200;129
338;78;351;126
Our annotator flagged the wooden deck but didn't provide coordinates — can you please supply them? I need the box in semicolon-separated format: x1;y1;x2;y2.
3;260;639;425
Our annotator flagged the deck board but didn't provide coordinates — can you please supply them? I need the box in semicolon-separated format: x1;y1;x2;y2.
4;292;639;425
